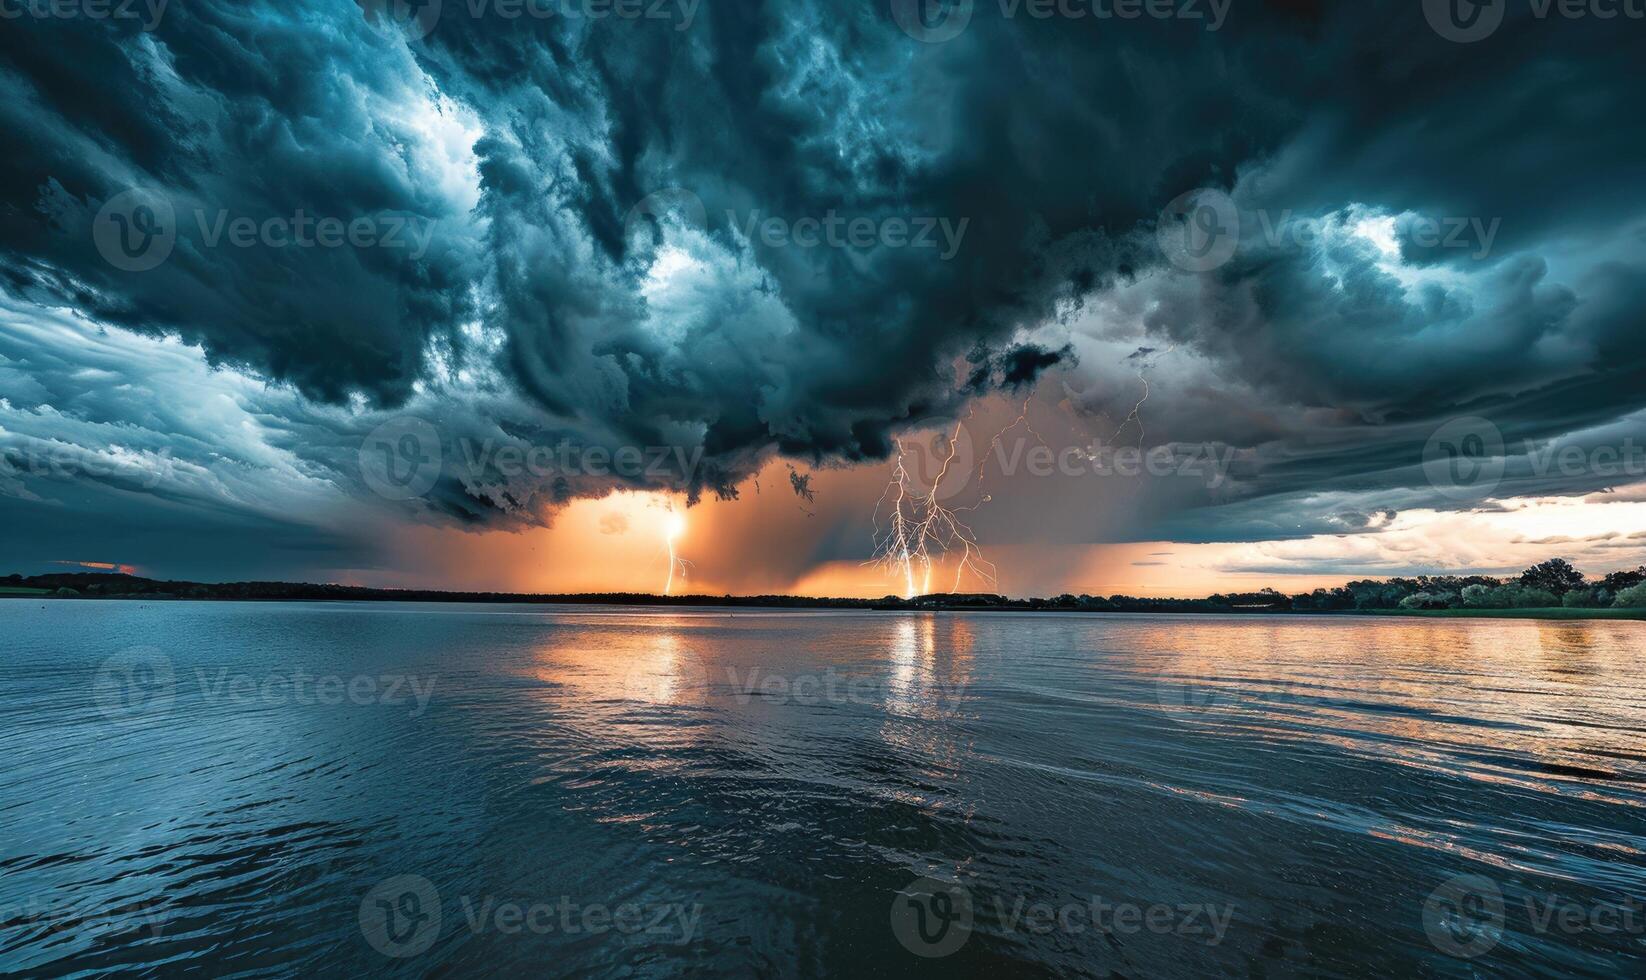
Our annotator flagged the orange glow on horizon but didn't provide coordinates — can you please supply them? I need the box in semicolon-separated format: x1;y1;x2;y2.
52;560;140;576
319;388;1646;600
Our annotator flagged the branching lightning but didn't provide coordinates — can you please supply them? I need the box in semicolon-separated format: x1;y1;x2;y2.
1108;344;1177;449
867;421;997;599
663;510;692;596
861;344;1180;598
976;396;1051;504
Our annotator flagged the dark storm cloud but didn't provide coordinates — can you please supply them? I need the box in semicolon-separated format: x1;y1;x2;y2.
0;1;483;405
1;0;1643;548
965;342;1077;393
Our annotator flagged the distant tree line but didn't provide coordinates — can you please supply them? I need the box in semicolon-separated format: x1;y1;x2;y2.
1293;559;1646;612
1033;559;1645;613
8;560;1646;614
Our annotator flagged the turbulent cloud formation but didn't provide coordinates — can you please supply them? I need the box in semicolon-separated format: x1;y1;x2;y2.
1;0;1644;585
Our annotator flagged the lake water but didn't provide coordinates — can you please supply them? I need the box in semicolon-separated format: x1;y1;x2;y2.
2;602;1644;976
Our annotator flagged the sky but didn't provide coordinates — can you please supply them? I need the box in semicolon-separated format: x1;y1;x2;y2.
2;0;1645;598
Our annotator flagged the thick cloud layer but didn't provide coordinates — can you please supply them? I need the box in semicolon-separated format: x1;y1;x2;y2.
2;0;1644;577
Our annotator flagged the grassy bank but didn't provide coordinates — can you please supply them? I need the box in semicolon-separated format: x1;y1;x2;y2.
1374;607;1646;621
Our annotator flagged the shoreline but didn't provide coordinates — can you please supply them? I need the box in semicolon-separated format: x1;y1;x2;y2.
6;578;1645;621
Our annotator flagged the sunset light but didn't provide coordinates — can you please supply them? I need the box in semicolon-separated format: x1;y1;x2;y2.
4;0;1644;975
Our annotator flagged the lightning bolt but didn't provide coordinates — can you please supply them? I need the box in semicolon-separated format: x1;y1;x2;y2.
864;346;1176;598
1109;343;1177;449
867;421;997;599
663;509;692;596
976;396;1052;504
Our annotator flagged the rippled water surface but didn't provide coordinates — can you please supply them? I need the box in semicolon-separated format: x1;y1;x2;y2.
3;602;1645;976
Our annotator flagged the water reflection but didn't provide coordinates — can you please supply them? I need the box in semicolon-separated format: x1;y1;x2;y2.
885;614;973;718
1116;615;1646;808
1535;621;1602;677
4;605;1644;976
